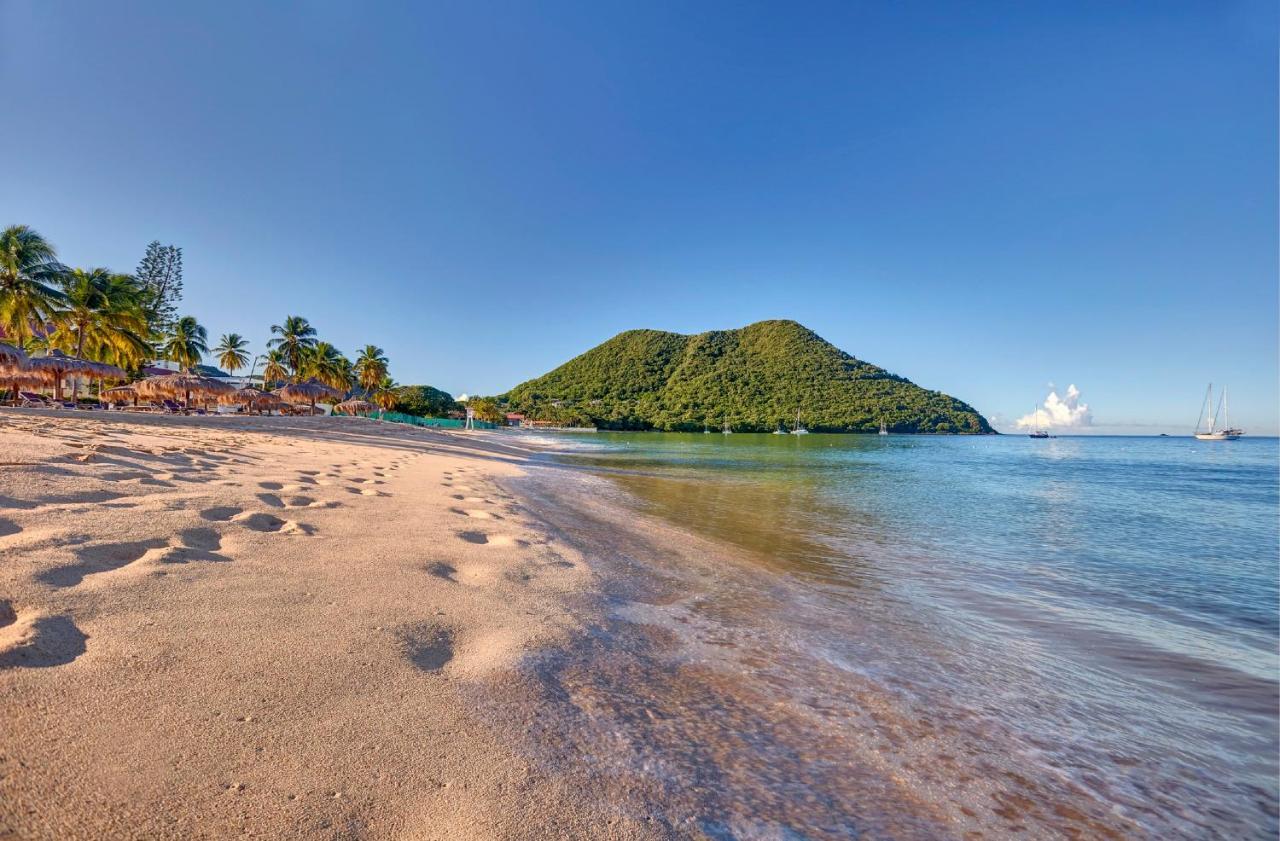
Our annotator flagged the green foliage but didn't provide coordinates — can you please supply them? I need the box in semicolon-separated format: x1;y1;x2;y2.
162;315;208;372
54;268;150;368
267;315;318;380
215;333;250;375
354;345;388;392
134;241;183;334
0;224;67;351
466;396;505;424
392;385;458;417
503;320;993;433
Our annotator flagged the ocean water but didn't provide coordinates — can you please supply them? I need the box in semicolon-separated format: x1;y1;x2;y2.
511;433;1278;839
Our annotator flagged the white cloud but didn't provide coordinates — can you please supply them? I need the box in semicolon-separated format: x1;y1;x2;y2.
1016;384;1093;429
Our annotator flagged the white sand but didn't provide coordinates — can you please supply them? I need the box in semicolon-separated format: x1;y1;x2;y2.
0;409;649;839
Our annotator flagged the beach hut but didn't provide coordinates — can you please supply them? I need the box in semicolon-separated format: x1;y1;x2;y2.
276;379;342;414
333;399;376;417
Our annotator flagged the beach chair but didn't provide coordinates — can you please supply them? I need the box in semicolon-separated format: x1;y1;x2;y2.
160;399;183;414
19;392;51;408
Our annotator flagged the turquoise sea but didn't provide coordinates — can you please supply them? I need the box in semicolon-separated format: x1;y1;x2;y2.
516;433;1279;839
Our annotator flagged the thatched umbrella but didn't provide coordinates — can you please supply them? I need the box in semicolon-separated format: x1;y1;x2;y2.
72;360;127;401
333;399;376;417
218;386;265;406
26;351;93;401
0;343;29;402
276;379;342;414
0;343;27;371
137;372;235;408
101;385;140;407
250;394;287;414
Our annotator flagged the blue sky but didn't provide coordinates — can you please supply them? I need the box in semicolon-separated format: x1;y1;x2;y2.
2;1;1275;433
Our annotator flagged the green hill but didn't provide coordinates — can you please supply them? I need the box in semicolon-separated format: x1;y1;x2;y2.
502;320;993;433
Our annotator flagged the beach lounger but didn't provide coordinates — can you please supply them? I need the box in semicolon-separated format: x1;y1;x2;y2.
160;399;183;414
18;392;51;408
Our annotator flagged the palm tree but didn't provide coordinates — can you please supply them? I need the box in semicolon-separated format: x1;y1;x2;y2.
53;268;150;398
261;349;288;387
162;316;208;372
354;345;389;394
267;315;317;381
300;341;351;392
215;333;249;376
0;225;67;351
372;375;399;411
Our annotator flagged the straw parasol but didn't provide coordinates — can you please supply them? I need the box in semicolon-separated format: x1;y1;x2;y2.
218;386;265;406
101;385;140;406
137;372;235;407
0;343;28;372
26;351;94;400
333;399;376;416
276;378;342;414
0;344;29;402
250;394;287;414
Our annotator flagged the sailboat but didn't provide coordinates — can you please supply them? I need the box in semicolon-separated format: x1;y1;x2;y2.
1194;383;1244;440
722;420;733;435
1028;405;1050;439
879;421;889;436
772;421;788;435
703;421;711;434
790;408;809;435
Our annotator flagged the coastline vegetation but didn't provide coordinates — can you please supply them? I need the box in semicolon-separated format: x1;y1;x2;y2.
0;224;458;415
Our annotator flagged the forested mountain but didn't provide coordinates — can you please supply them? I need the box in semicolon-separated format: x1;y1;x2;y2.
502;320;993;433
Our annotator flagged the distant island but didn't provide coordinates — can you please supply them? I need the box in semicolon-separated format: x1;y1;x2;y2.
501;320;993;433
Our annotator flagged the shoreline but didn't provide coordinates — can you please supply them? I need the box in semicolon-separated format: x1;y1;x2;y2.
2;412;1274;838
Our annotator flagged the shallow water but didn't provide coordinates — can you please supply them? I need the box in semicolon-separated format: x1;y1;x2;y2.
510;433;1278;839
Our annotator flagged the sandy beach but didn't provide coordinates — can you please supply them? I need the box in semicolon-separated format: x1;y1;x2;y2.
0;410;637;839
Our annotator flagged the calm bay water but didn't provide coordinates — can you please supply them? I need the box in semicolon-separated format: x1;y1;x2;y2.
516;432;1278;839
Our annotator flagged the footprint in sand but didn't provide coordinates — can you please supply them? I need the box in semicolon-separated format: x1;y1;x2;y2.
234;512;315;535
397;624;455;672
257;493;285;508
258;482;285;491
200;506;243;521
425;562;458;582
450;508;500;520
159;528;232;564
0;601;88;669
38;539;169;587
0;518;21;539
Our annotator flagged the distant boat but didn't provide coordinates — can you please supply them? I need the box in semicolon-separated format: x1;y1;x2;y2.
703;422;711;434
1194;383;1243;441
791;408;809;435
772;422;788;435
722;421;733;435
879;421;889;436
1028;404;1050;439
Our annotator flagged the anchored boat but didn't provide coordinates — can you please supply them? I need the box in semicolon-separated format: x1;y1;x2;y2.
1194;384;1243;440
